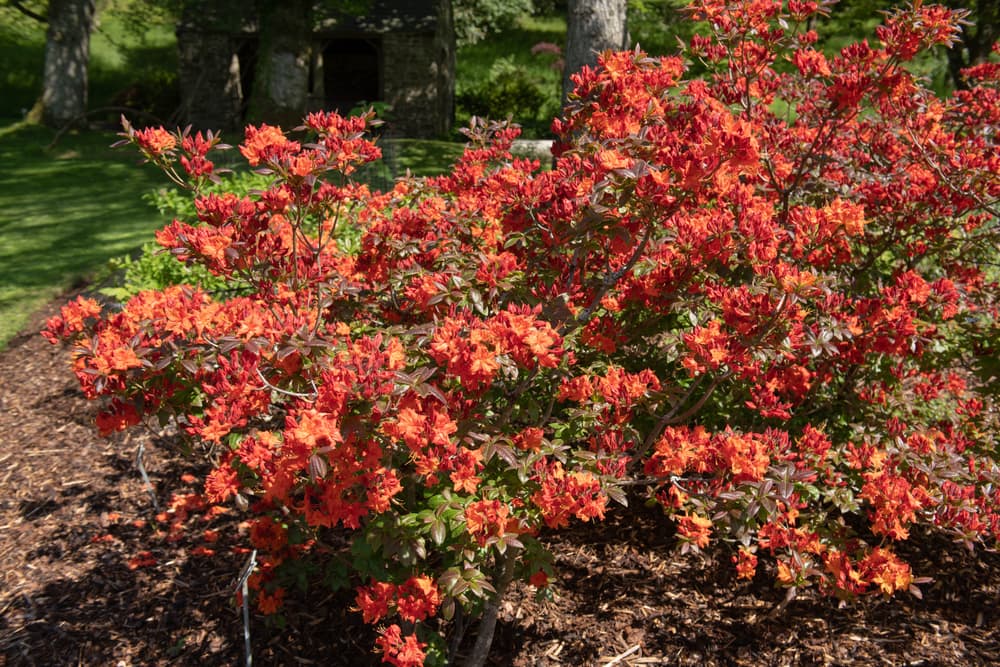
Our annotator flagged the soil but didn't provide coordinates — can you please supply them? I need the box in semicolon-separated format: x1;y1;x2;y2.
1;296;999;667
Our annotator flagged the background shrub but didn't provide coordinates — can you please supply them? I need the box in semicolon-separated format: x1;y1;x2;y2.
456;57;548;122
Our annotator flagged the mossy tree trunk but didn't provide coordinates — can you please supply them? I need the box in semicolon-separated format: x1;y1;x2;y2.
40;0;95;127
434;0;457;137
247;0;313;126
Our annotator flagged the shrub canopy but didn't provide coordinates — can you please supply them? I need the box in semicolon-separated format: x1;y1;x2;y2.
47;2;999;664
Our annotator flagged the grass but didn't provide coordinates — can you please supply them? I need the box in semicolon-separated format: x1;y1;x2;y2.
0;122;468;350
0;0;178;124
0;123;166;347
386;139;467;177
0;0;467;350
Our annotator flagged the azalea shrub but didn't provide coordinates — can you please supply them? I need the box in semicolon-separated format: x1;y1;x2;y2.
45;1;999;665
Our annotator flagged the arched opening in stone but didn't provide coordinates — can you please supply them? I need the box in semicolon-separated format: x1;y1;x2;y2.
323;38;381;114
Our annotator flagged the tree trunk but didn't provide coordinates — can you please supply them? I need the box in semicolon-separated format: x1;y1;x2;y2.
434;0;457;136
561;0;628;105
247;0;312;126
40;0;95;127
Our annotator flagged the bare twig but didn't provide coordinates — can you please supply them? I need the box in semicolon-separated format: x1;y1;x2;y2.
254;367;318;400
9;0;47;23
235;549;258;667
602;643;641;666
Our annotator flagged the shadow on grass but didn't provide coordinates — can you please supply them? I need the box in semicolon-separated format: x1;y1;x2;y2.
385;138;466;178
0;122;485;349
0;124;166;346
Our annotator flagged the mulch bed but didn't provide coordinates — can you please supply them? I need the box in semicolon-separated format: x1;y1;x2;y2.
1;296;998;666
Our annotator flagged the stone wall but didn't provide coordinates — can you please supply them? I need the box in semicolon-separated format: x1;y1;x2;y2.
382;32;445;137
176;26;244;131
176;0;454;137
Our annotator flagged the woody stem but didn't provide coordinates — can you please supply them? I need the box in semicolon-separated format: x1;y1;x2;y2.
462;547;520;667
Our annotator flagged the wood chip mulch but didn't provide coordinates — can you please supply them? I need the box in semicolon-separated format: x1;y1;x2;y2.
1;296;998;666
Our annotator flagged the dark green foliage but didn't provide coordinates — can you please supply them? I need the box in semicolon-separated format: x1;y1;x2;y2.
102;42;180;122
453;0;535;46
99;240;227;302
454;14;564;138
627;0;695;56
456;57;547;125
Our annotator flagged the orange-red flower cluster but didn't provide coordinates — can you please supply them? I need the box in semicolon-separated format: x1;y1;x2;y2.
464;498;512;547
531;461;607;529
356;576;441;624
374;625;427;667
133;126;175;156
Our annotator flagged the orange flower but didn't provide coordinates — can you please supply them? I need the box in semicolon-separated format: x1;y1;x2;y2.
375;624;427;667
776;559;795;585
95;400;141;436
733;548;758;580
288;155;315;177
823;197;866;236
365;467;403;513
356;580;395;624
42;296;102;342
862;548;913;596
395;575;442;623
597;149;630;171
557;375;593;402
532;461;607;529
257;587;285;615
204;463;240;504
239;124;299;166
389;406;428;449
513;427;545;452
464;499;510;546
134;126;175;156
449;447;483;494
677;514;713;549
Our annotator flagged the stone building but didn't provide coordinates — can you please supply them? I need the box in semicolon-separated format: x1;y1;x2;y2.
176;0;455;138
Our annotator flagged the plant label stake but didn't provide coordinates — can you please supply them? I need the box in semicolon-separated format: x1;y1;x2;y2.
235;548;258;667
134;442;159;513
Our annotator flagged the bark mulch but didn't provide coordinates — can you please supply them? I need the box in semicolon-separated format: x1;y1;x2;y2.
1;297;998;666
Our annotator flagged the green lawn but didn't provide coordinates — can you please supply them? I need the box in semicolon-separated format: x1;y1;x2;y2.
386;139;466;177
0;1;178;124
0;3;562;350
0;123;166;347
0;123;469;350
